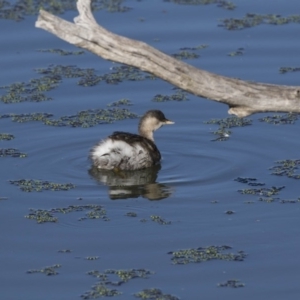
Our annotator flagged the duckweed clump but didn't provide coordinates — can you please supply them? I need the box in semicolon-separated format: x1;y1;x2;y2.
37;48;85;56
27;264;61;276
279;67;300;74
220;13;300;30
228;48;245;56
152;88;189;102
126;212;137;217
2;113;53;123
105;269;153;283
172;50;199;60
169;245;247;264
259;113;299;125
25;205;107;223
43;108;138;128
10;179;75;192
204;116;252;141
0;0;130;21
0;133;14;141
270;159;300;179
218;279;245;288
165;0;236;11
135;288;179;300
83;268;153;298
0;77;58;103
107;99;132;107
81;283;121;299
86;256;99;261
0;148;27;158
1;108;138;128
150;215;171;225
234;177;265;186
238;186;285;196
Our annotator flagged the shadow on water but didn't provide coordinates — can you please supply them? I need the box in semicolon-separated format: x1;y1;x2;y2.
88;164;173;200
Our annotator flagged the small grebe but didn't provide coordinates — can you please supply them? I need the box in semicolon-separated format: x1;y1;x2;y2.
90;110;174;170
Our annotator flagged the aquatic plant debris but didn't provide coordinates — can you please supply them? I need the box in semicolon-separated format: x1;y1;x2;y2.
0;78;57;103
165;0;236;10
169;245;247;264
81;283;121;299
10;179;75;192
152;88;189;102
238;186;285;197
27;264;61;276
228;47;245;56
218;279;245;288
25;205;107;223
204;116;252;141
135;288;179;300
82;269;154;298
0;148;27;158
107;99;132;107
1;108;138;128
150;215;171;225
0;133;14;140
259;113;299;125
234;177;265;186
0;63;153;104
279;67;300;74
220;13;300;30
270;159;300;179
0;0;131;21
37;48;85;56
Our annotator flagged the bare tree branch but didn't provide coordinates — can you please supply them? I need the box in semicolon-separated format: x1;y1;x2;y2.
35;0;300;117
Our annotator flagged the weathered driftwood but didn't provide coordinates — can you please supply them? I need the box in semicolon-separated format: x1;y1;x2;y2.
35;0;300;117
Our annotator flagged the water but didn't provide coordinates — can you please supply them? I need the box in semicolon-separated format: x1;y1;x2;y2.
1;0;300;299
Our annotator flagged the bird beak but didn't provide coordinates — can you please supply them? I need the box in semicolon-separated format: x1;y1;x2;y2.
165;119;174;125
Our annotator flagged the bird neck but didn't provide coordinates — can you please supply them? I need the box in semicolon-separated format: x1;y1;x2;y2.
139;125;154;141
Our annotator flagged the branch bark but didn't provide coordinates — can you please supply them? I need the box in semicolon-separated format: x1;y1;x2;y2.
35;0;300;117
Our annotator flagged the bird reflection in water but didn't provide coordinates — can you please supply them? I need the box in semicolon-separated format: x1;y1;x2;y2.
88;164;172;200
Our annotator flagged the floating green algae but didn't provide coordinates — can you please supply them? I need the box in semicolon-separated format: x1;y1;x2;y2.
0;133;14;141
10;179;75;192
172;50;200;60
228;47;245;57
81;283;121;299
0;77;58;103
204;116;252;141
27;264;61;276
37;48;85;56
169;245;246;265
135;288;179;300
1;113;53;123
259;113;299;125
270;159;300;179
86;256;100;261
107;98;132;107
58;249;72;253
82;268;154;298
1;108;138;128
150;215;171;225
279;67;300;74
238;186;285;196
165;0;236;10
152;88;189;102
220;13;300;30
0;148;27;158
25;205;108;223
218;279;245;288
234;177;265;186
0;0;131;21
126;212;137;217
